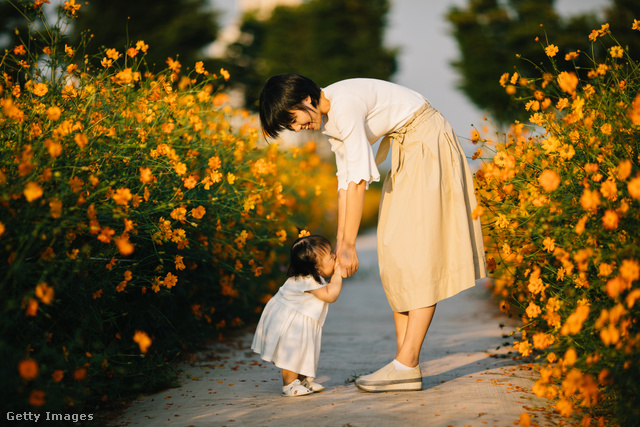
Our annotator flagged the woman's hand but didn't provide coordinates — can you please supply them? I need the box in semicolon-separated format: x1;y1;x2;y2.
338;244;359;277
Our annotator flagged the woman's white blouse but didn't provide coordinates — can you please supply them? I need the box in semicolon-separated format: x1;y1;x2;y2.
321;78;426;191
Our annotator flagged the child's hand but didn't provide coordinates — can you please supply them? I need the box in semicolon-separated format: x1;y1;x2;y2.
333;259;342;277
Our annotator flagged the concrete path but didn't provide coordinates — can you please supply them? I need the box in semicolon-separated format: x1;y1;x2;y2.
110;232;565;427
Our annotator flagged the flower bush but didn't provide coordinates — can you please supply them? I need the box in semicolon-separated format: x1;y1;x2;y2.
476;21;640;426
0;0;357;412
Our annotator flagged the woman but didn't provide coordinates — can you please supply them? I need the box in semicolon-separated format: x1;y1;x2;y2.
259;74;486;392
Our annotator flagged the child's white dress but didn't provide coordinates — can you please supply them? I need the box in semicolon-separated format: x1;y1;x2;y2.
251;275;329;378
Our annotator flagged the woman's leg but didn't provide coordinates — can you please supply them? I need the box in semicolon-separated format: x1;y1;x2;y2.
393;304;436;367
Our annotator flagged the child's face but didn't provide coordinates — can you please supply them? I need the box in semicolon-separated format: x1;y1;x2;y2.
316;246;336;278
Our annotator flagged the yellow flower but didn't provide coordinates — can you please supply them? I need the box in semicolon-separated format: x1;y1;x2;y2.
298;229;311;238
545;44;559;57
220;68;230;81
24;182;43;202
64;44;74;57
195;61;206;74
227;173;236;185
633;19;640;31
610;46;624;58
276;229;287;242
133;331;152;354
101;57;112;68
600;123;612;135
135;40;149;52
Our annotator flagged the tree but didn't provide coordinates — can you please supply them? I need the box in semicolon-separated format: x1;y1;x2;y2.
446;0;639;125
70;0;220;71
220;0;397;110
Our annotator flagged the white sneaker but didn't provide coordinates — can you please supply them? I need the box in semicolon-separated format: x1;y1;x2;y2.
355;362;422;392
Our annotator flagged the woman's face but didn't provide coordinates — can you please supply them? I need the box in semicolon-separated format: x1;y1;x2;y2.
288;96;322;132
316;246;336;278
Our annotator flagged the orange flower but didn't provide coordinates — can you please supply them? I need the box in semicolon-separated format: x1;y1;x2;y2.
173;162;187;175
276;229;287;242
24;182;43;202
44;138;62;158
620;259;640;283
526;302;541;319
133;330;152;353
298;229;311;238
32;82;48;97
601;210;619;230
25;298;38;316
164;272;178;289
29;390;45;407
51;370;64;382
74;367;87;381
617;160;632;181
167;57;181;73
538;169;560;192
191;205;206;219
116;235;134;256
64;0;81;15
175;255;186;271
545;44;559;57
557;71;578;95
46;106;62;120
35;282;54;304
112;188;132;206
139;167;154;184
628;176;640;199
580;188;600;211
136;40;149;52
106;48;121;60
19;359;39;380
518;412;531;427
74;132;88;148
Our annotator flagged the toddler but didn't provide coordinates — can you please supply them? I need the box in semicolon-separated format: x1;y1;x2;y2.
251;235;343;396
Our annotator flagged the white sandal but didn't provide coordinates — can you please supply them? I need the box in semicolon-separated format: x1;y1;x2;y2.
301;377;326;392
282;379;312;397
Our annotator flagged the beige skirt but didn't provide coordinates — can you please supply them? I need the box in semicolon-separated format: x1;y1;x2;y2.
375;102;486;312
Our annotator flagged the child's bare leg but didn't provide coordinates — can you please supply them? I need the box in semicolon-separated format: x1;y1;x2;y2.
282;369;300;385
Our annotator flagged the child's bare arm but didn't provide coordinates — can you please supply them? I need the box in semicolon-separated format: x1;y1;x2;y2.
309;262;343;303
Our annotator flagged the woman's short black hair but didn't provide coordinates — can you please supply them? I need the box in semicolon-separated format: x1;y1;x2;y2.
259;74;322;139
286;234;331;284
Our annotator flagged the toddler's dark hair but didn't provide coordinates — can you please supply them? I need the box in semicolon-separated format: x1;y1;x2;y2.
287;235;331;284
259;73;321;139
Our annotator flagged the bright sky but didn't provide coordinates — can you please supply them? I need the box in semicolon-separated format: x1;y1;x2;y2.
211;0;609;154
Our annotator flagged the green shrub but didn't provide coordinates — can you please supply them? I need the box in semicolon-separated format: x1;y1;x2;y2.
1;0;342;412
477;21;640;426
